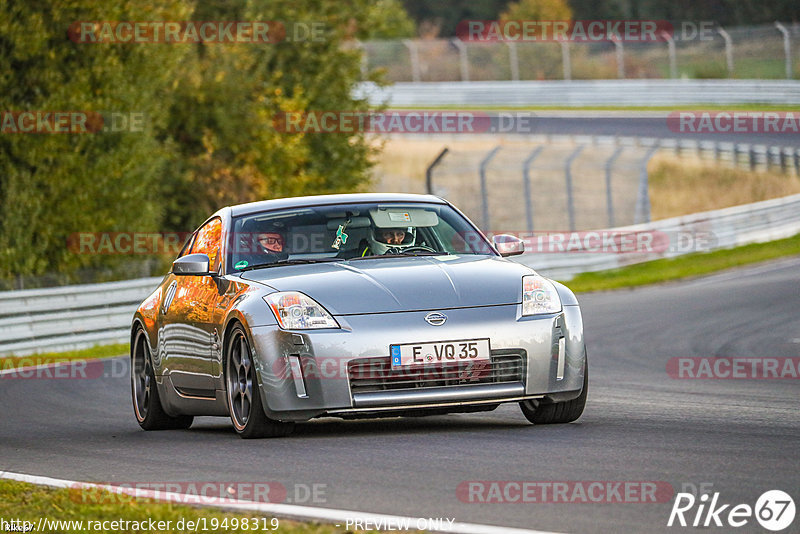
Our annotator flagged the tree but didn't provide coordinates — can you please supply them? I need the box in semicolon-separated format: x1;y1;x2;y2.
401;0;512;37
1;0;402;282
162;0;388;231
501;0;573;21
0;0;191;281
567;0;800;26
362;0;417;39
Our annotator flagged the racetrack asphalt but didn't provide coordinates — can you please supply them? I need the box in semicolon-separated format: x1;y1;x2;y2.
1;257;799;533
510;115;800;147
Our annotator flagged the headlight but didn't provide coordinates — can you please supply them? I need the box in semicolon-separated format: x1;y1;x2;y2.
522;275;562;316
264;292;339;329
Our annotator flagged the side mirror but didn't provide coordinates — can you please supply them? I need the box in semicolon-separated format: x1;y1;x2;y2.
172;253;211;276
492;234;525;257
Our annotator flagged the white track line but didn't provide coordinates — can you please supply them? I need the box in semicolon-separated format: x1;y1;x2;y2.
0;471;562;534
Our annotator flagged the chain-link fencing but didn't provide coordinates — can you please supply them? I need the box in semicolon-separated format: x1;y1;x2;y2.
361;23;800;82
425;135;800;234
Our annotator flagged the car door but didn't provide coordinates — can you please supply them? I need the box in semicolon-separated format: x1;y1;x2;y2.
159;217;224;395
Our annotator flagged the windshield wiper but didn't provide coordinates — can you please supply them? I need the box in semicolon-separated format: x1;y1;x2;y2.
392;251;450;257
236;258;343;272
350;251;450;260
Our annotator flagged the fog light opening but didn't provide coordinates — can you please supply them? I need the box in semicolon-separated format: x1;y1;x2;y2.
556;337;566;381
288;355;308;398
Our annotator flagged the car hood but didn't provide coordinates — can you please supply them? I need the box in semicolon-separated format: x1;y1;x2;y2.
240;255;534;315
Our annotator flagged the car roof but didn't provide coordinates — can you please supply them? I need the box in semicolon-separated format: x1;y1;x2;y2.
228;193;447;217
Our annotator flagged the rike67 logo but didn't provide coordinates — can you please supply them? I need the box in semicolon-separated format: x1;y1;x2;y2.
668;490;795;531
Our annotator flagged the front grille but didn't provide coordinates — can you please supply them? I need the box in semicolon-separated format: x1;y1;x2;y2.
348;350;525;395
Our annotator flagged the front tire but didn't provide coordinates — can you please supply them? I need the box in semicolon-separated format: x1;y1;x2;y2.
520;353;588;425
225;325;294;439
131;329;193;430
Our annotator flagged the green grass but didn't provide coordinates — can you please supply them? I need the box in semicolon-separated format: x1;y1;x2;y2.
0;480;357;534
1;343;128;371
564;233;800;293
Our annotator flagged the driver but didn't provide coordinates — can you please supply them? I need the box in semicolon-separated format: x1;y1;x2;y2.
359;226;416;256
254;228;289;262
235;223;289;269
257;231;285;255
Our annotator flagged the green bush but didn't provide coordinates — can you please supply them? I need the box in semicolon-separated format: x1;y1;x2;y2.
1;0;408;282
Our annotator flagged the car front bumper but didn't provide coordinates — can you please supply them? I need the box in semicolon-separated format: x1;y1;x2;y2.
248;303;585;421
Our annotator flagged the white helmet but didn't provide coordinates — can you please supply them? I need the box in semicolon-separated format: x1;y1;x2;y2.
367;226;416;255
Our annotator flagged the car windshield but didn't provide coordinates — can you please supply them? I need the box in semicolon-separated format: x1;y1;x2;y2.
227;201;496;273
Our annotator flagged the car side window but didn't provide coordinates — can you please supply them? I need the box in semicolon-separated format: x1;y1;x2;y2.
190;217;223;272
177;233;195;259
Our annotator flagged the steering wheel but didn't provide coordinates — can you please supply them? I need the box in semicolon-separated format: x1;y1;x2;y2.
392;245;437;254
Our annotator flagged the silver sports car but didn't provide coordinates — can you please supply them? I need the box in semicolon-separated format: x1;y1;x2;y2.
131;193;587;438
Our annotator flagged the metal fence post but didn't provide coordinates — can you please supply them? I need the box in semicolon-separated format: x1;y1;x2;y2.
560;41;571;80
612;38;625;79
353;39;368;79
604;146;624;227
660;31;677;79
779;147;789;174
564;145;585;231
775;22;793;80
403;39;421;82
425;147;449;195
507;41;520;81
479;146;502;231
717;27;734;77
795;148;800;176
522;146;545;232
634;147;658;224
452;38;470;81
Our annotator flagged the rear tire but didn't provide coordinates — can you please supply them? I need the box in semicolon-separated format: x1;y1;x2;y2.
131;329;194;430
520;353;588;425
225;324;294;439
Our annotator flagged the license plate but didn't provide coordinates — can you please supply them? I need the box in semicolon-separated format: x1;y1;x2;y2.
390;339;491;367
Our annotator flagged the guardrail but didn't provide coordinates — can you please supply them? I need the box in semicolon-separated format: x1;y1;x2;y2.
355;80;800;107
0;277;162;357
2;192;799;356
516;192;800;280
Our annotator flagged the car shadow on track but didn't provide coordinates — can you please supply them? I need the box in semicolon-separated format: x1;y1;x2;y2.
185;413;535;439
